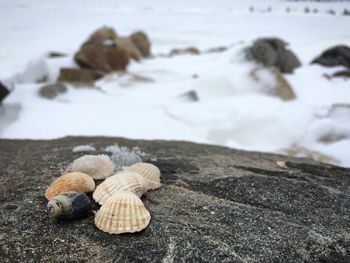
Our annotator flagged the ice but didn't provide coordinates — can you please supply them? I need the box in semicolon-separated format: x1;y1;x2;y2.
1;0;350;167
72;145;96;153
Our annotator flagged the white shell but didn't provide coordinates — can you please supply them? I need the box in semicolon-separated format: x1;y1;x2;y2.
94;191;151;234
124;163;161;190
70;154;115;180
93;171;147;205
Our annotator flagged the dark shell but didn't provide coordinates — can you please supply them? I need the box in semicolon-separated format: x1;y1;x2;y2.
47;192;92;220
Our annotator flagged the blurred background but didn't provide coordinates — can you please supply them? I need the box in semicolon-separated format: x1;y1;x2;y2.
0;0;349;166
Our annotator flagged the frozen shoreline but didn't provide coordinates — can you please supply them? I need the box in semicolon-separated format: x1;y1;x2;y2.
1;0;350;166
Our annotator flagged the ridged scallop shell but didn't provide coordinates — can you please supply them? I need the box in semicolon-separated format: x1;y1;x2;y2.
45;172;95;200
70;154;115;180
94;191;151;234
47;192;92;220
93;172;147;205
124;163;161;190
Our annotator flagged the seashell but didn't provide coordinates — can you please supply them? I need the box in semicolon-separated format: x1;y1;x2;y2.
111;152;142;172
93;172;147;205
70;154;115;180
47;192;92;220
124;163;161;190
45;172;95;200
94;191;151;234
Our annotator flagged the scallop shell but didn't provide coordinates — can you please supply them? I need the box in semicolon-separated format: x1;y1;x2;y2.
93;171;147;205
47;192;92;220
124;163;161;190
45;172;95;200
70;154;115;180
94;191;151;234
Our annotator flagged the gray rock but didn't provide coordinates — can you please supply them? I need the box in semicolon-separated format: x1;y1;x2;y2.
312;45;350;68
0;137;349;262
0;81;10;103
38;82;67;99
247;38;301;73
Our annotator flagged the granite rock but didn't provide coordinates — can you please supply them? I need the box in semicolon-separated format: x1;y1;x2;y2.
0;137;349;262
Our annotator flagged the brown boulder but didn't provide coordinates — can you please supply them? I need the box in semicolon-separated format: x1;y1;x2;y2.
87;26;118;43
74;43;129;72
130;31;151;57
115;37;142;61
58;68;103;84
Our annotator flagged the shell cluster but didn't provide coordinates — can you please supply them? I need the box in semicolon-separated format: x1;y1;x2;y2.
44;151;161;235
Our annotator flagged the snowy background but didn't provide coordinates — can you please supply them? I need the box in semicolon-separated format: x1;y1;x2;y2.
1;0;350;166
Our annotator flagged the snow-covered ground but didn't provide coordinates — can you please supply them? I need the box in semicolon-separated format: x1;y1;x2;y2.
1;0;350;166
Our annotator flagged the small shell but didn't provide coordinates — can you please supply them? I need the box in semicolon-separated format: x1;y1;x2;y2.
111;152;142;172
124;163;161;190
93;172;147;205
94;191;151;234
45;172;95;200
70;154;115;180
47;192;92;220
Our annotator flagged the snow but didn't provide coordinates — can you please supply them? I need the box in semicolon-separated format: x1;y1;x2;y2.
1;0;350;166
72;145;96;153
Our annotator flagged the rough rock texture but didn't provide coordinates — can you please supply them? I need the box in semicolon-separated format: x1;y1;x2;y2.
312;45;350;68
38;82;67;99
251;66;296;101
0;137;349;262
247;38;301;73
58;68;103;84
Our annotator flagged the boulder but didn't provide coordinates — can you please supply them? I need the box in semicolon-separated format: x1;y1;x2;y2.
247;37;301;73
0;137;350;262
251;66;296;101
74;43;129;72
115;37;142;61
57;68;103;84
0;81;10;103
38;83;67;99
311;45;350;68
130;31;151;58
170;47;200;56
87;26;118;43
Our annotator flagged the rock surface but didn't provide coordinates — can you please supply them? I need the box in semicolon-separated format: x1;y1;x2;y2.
312;45;350;68
247;37;301;73
0;137;350;262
